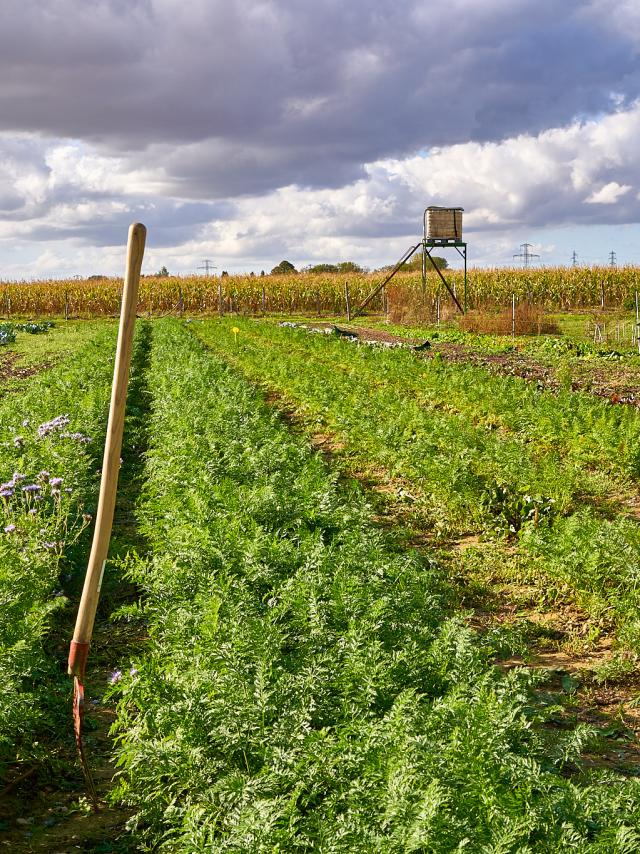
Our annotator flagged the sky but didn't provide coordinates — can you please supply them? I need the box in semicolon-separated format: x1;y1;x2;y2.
1;0;640;279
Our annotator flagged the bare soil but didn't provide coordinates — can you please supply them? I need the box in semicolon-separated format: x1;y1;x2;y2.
0;672;134;853
0;352;50;387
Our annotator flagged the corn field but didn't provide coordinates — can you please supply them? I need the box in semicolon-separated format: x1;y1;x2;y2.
1;265;639;317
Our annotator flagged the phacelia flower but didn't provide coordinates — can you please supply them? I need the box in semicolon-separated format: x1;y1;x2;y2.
38;415;70;438
4;524;16;533
109;670;123;684
13;436;24;449
61;432;91;444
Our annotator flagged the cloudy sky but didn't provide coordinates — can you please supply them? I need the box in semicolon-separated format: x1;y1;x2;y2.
1;0;640;278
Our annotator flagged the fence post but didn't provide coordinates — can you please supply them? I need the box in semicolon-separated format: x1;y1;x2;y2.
600;281;605;310
436;295;440;327
344;282;351;321
64;291;70;321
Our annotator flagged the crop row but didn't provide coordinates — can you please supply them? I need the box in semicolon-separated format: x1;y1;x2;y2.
0;322;117;776
108;318;640;851
195;319;640;650
1;264;640;318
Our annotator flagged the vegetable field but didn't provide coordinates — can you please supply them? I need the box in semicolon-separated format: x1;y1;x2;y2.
2;317;640;851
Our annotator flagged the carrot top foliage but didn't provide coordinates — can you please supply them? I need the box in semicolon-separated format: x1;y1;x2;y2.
110;320;640;852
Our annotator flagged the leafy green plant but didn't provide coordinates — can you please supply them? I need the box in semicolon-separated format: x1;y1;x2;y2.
0;323;16;345
0;323;119;776
194;318;640;649
110;320;640;851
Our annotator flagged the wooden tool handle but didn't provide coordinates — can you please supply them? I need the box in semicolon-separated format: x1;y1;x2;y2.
68;223;146;677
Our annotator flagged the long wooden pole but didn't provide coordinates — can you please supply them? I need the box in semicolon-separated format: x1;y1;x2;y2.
68;222;146;680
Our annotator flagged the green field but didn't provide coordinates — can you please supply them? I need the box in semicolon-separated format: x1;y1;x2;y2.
1;316;640;851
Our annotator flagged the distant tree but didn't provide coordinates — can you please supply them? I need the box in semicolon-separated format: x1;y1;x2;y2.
260;270;266;277
336;261;364;273
305;261;365;274
221;270;229;277
404;253;448;272
305;263;338;273
88;274;107;281
271;260;297;275
155;265;170;277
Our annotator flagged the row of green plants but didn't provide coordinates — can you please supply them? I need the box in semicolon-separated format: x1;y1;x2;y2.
196;319;640;649
110;318;640;851
0;322;117;777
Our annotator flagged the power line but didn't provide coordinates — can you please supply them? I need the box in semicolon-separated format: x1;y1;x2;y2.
513;243;540;268
571;250;578;267
198;259;217;276
608;250;617;267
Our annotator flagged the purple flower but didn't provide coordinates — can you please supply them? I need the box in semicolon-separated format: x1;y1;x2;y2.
50;477;63;489
0;488;13;499
37;471;50;482
12;472;25;482
4;524;16;533
109;669;123;684
61;432;91;444
28;508;37;515
129;667;138;677
38;415;70;438
13;436;24;449
42;541;56;549
21;419;30;427
22;484;41;493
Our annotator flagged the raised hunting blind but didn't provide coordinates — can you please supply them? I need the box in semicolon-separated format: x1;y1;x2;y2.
353;206;468;318
425;206;463;241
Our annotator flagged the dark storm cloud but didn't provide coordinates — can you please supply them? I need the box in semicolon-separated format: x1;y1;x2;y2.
27;198;234;246
1;0;638;199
